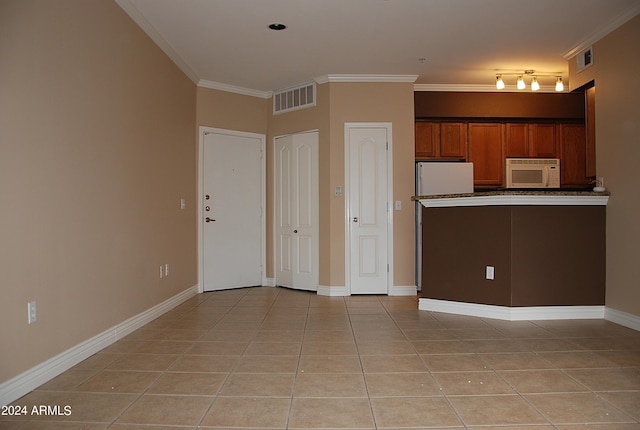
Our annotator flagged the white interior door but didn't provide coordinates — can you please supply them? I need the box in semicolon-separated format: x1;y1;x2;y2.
202;129;264;291
275;131;319;291
346;124;391;294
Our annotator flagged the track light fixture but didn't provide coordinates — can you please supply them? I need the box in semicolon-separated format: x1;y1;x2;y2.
494;70;565;91
531;76;540;91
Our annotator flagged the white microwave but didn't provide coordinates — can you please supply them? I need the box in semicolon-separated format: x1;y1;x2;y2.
506;158;560;188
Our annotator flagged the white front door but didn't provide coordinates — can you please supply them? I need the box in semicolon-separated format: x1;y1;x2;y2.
275;131;319;291
201;129;264;291
346;124;392;294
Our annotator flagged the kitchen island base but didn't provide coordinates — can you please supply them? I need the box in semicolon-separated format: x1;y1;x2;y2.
416;193;608;320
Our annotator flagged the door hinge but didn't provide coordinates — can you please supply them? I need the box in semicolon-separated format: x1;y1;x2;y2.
386;141;389;150
387;264;389;272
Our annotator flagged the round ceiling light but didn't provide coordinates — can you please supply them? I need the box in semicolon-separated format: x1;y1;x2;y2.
268;23;287;30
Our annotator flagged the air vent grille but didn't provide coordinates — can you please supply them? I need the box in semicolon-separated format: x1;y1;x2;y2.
273;82;316;114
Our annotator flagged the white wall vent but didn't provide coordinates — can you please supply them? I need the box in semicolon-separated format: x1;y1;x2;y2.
273;82;316;114
576;47;593;72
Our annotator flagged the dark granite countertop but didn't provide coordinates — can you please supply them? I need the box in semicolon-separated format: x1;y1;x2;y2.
412;189;610;201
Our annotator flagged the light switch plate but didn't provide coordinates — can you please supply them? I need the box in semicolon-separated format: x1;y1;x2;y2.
28;301;37;324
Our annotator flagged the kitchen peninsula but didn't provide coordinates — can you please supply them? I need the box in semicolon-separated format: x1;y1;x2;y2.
413;190;609;320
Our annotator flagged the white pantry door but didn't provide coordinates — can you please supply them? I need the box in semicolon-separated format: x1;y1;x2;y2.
275;131;319;291
202;129;264;291
346;124;391;294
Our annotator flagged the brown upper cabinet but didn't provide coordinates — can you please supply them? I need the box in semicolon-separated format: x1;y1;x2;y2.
505;123;557;158
468;123;504;187
415;122;466;159
559;124;592;186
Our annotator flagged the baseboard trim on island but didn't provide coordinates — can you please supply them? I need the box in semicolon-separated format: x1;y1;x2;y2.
0;285;199;407
419;298;605;321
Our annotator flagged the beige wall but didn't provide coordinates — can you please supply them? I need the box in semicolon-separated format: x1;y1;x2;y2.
197;87;268;134
328;82;416;288
267;84;331;284
569;15;640;317
264;82;415;290
0;0;197;382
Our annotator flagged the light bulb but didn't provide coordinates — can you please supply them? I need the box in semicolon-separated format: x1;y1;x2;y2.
531;77;540;91
555;77;564;92
517;76;525;90
496;75;505;90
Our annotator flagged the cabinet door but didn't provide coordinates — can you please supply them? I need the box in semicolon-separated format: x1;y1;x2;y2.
560;124;590;185
440;122;467;158
505;123;529;157
529;123;557;157
468;123;504;187
415;122;439;158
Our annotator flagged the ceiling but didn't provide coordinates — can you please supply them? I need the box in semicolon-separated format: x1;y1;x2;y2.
116;0;640;96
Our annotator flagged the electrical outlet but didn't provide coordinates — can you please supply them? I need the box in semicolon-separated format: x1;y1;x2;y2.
159;265;164;279
395;200;402;210
180;198;186;209
165;263;169;277
28;301;37;324
486;266;495;280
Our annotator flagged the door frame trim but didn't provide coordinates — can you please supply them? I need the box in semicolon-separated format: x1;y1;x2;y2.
344;122;394;295
197;126;267;293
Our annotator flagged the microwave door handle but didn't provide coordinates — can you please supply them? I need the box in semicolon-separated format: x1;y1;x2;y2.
542;166;548;187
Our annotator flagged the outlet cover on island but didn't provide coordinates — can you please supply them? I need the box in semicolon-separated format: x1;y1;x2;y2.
486;266;495;280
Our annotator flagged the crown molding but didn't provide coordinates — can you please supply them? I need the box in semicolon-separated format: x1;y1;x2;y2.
315;74;419;84
114;0;199;84
414;83;496;92
563;2;640;59
198;80;273;99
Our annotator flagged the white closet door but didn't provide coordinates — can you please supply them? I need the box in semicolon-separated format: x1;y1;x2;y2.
275;131;318;291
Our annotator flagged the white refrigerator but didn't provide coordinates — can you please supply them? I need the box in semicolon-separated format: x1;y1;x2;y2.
415;162;474;290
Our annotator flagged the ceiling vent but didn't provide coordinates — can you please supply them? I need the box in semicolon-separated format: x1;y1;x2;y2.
273;82;316;114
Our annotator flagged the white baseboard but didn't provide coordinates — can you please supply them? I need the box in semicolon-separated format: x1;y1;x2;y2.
419;298;606;321
0;285;199;407
605;307;640;331
389;285;417;296
317;285;348;296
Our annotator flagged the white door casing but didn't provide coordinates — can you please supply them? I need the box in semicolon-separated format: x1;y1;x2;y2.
345;123;393;295
199;128;265;292
275;131;319;291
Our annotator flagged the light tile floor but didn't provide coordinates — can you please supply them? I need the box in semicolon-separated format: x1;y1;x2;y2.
2;286;640;429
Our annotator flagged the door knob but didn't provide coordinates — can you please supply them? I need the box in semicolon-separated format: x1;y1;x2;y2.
293;229;298;233
353;217;358;222
205;217;216;223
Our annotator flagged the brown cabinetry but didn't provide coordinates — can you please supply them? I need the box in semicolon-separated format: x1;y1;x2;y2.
415;122;466;159
416;120;590;189
530;123;557;158
505;123;528;157
505;123;557;158
468;123;504;187
559;124;592;186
